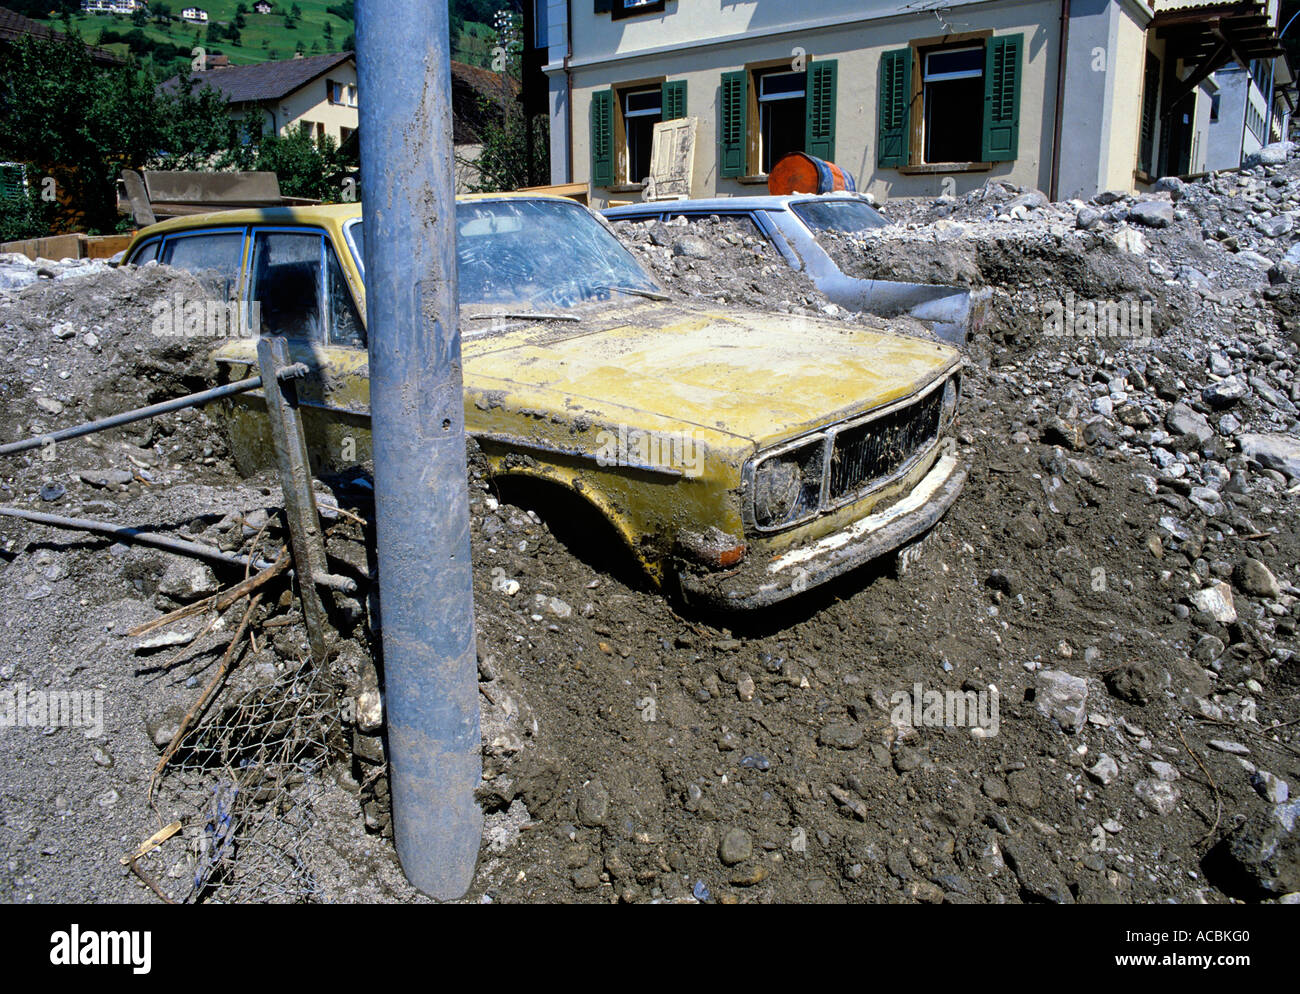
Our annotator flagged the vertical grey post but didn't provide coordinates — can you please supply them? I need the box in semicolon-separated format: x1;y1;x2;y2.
356;0;481;899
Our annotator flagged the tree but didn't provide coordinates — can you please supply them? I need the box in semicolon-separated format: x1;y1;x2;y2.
0;29;238;233
0;179;57;243
463;97;549;193
225;121;347;201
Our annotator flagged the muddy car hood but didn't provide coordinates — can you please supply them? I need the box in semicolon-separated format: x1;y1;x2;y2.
462;303;959;448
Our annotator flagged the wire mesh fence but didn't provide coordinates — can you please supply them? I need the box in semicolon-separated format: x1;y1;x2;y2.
153;656;343;903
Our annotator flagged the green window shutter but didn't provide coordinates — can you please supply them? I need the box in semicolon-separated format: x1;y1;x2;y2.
662;79;687;121
720;70;747;178
877;48;911;168
982;33;1023;162
591;88;614;186
805;59;837;161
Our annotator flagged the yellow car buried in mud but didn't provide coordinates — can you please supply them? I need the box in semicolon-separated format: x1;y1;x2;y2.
122;196;966;608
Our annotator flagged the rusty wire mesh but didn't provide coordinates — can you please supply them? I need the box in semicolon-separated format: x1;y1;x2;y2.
153;656;342;903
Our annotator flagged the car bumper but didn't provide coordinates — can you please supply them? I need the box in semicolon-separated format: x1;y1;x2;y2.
678;450;968;609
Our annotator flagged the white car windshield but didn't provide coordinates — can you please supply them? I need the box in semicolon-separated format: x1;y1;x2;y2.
350;199;662;310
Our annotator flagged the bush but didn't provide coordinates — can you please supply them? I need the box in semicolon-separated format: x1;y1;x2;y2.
0;187;56;243
224;122;348;201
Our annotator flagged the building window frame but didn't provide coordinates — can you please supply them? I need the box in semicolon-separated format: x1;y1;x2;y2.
611;0;666;21
878;29;1023;172
721;57;836;181
756;67;807;175
620;84;664;186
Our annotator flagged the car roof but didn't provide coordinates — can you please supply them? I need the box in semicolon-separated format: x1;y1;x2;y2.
127;192;582;242
603;192;873;218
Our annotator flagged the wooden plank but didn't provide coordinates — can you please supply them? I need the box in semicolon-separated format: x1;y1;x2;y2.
516;181;591;204
255;337;334;664
143;170;282;205
86;234;133;259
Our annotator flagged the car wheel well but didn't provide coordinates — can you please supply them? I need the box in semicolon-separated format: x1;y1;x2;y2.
487;474;655;591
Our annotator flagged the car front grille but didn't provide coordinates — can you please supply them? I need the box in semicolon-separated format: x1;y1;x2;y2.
827;386;944;503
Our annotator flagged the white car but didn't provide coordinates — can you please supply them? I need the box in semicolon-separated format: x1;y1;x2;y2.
605;193;990;345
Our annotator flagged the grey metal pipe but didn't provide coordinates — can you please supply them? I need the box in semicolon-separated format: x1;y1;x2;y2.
357;0;482;899
0;506;276;570
0;365;308;457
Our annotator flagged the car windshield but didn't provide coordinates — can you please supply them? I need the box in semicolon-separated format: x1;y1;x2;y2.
791;198;890;235
349;199;662;311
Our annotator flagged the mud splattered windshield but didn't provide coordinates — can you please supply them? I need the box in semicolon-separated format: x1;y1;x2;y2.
349;199;662;311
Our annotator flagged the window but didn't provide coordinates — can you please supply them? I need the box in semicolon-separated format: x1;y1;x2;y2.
921;47;984;163
670;212;764;238
790;199;889;235
534;0;548;48
159;230;245;296
878;34;1022;168
720;60;837;179
591;80;687;187
1138;53;1161;175
610;0;666;20
247;229;364;347
622;87;661;185
757;70;806;174
127;237;161;265
326;248;365;348
453;199;660;310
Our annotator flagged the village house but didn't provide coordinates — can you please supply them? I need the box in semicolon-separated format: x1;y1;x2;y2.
79;0;148;15
162;51;359;147
181;6;208;23
532;0;1295;205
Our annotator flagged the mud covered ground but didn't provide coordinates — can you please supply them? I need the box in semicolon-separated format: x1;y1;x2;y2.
1;153;1299;904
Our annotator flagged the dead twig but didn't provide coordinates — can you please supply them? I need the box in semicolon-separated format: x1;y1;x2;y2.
129;858;177;904
1176;723;1222;845
149;592;264;803
1193;712;1300;758
128;548;289;638
328;506;367;527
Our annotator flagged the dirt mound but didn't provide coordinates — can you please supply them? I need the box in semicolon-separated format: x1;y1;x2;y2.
1;155;1299;903
613;214;834;315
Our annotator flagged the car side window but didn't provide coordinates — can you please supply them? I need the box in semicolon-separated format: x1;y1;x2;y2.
159;230;244;298
326;247;365;348
128;237;160;265
670;212;764;238
249;230;325;341
248;228;365;347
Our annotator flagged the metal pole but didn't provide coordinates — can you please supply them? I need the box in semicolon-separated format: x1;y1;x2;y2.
356;0;481;899
0;371;305;457
0;506;276;571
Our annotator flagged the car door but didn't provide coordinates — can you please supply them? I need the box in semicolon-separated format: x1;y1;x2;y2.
214;225;372;473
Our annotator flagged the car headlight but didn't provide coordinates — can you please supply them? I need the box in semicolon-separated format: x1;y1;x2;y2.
941;374;960;426
752;439;824;529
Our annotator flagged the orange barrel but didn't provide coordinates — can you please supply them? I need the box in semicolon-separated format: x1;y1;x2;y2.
767;152;858;196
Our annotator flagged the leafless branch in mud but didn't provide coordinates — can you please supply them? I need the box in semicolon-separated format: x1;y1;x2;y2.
1175;723;1222;846
150;591;265;803
129;548;289;638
